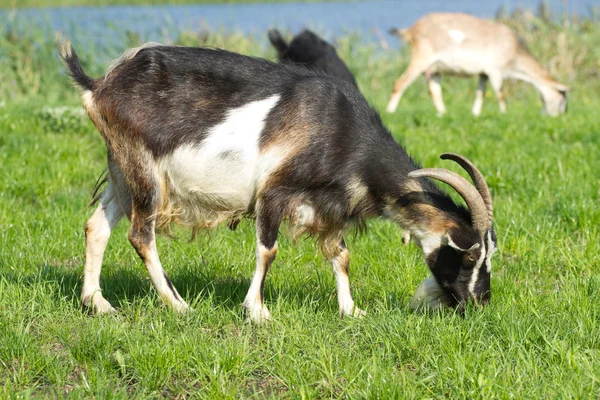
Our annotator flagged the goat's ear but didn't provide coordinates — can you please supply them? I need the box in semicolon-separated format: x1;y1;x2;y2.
268;29;288;55
444;229;480;252
553;82;570;93
447;238;480;252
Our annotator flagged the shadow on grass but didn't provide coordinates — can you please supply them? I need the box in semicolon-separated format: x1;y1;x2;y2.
2;261;332;314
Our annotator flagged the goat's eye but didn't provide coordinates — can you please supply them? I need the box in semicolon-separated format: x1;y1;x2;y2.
467;255;476;262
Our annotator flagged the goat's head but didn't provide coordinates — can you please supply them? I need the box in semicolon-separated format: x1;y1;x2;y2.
541;82;569;117
409;153;497;312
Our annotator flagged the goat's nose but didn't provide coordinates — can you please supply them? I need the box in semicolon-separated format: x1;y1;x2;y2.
477;292;491;306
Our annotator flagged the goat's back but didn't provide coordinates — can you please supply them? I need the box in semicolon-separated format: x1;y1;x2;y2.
408;13;519;55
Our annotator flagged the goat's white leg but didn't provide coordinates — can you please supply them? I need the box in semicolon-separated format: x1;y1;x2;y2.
472;74;488;116
386;60;428;113
243;201;282;323
82;185;123;314
428;73;446;115
489;73;507;113
128;214;189;313
325;239;365;318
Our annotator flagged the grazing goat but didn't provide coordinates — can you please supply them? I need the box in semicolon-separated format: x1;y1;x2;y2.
268;29;358;87
59;39;497;322
386;13;569;116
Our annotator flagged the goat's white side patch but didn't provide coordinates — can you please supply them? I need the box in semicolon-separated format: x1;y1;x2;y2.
448;29;466;44
160;94;281;213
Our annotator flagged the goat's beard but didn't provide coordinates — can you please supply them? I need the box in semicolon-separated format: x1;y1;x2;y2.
409;276;452;311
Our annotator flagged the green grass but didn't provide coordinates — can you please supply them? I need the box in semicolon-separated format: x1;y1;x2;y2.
1;12;600;399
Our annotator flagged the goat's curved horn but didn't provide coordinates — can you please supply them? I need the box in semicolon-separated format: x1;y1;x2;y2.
440;153;493;224
408;168;489;235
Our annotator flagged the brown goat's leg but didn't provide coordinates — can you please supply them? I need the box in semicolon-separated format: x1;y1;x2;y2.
324;238;365;318
82;184;123;314
489;73;507;113
243;194;284;323
386;59;428;113
472;74;488;116
128;208;189;313
428;73;446;115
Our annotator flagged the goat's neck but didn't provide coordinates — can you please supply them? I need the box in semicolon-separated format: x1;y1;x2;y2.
383;187;463;252
508;51;556;94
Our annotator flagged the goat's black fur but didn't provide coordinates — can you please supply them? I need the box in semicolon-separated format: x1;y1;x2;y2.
268;29;358;88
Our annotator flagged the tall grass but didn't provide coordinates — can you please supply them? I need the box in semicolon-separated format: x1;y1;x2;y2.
1;7;599;103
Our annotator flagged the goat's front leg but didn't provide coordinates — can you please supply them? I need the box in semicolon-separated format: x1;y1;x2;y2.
324;238;365;318
428;73;446;115
488;72;507;113
243;196;283;323
472;74;488;116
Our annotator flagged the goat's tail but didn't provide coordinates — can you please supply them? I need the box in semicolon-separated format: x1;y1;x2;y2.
267;29;288;55
57;36;95;91
388;27;412;42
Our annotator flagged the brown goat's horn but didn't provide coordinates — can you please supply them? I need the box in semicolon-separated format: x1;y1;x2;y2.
440;153;493;225
408;168;489;235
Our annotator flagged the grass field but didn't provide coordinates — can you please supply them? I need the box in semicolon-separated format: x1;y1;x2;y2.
1;10;599;399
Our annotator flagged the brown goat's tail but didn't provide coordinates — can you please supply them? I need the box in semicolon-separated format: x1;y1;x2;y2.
267;29;288;55
388;27;412;42
57;36;95;91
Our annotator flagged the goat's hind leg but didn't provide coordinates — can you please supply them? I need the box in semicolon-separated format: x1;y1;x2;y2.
128;203;189;314
122;158;189;313
82;183;125;314
386;43;431;114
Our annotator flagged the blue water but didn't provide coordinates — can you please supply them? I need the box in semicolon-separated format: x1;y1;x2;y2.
3;0;597;48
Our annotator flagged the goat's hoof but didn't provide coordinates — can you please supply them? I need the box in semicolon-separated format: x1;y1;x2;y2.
173;300;191;314
340;304;366;319
82;291;116;315
88;299;116;315
351;307;367;318
243;302;272;324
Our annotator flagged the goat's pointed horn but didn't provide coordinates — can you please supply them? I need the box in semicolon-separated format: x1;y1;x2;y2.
408;168;490;235
440;153;493;225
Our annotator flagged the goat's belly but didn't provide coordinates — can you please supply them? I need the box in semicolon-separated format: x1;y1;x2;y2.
167;145;256;208
431;52;485;76
156;140;261;230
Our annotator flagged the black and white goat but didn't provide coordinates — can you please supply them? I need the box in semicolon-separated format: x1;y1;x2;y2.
59;39;497;322
268;29;358;88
